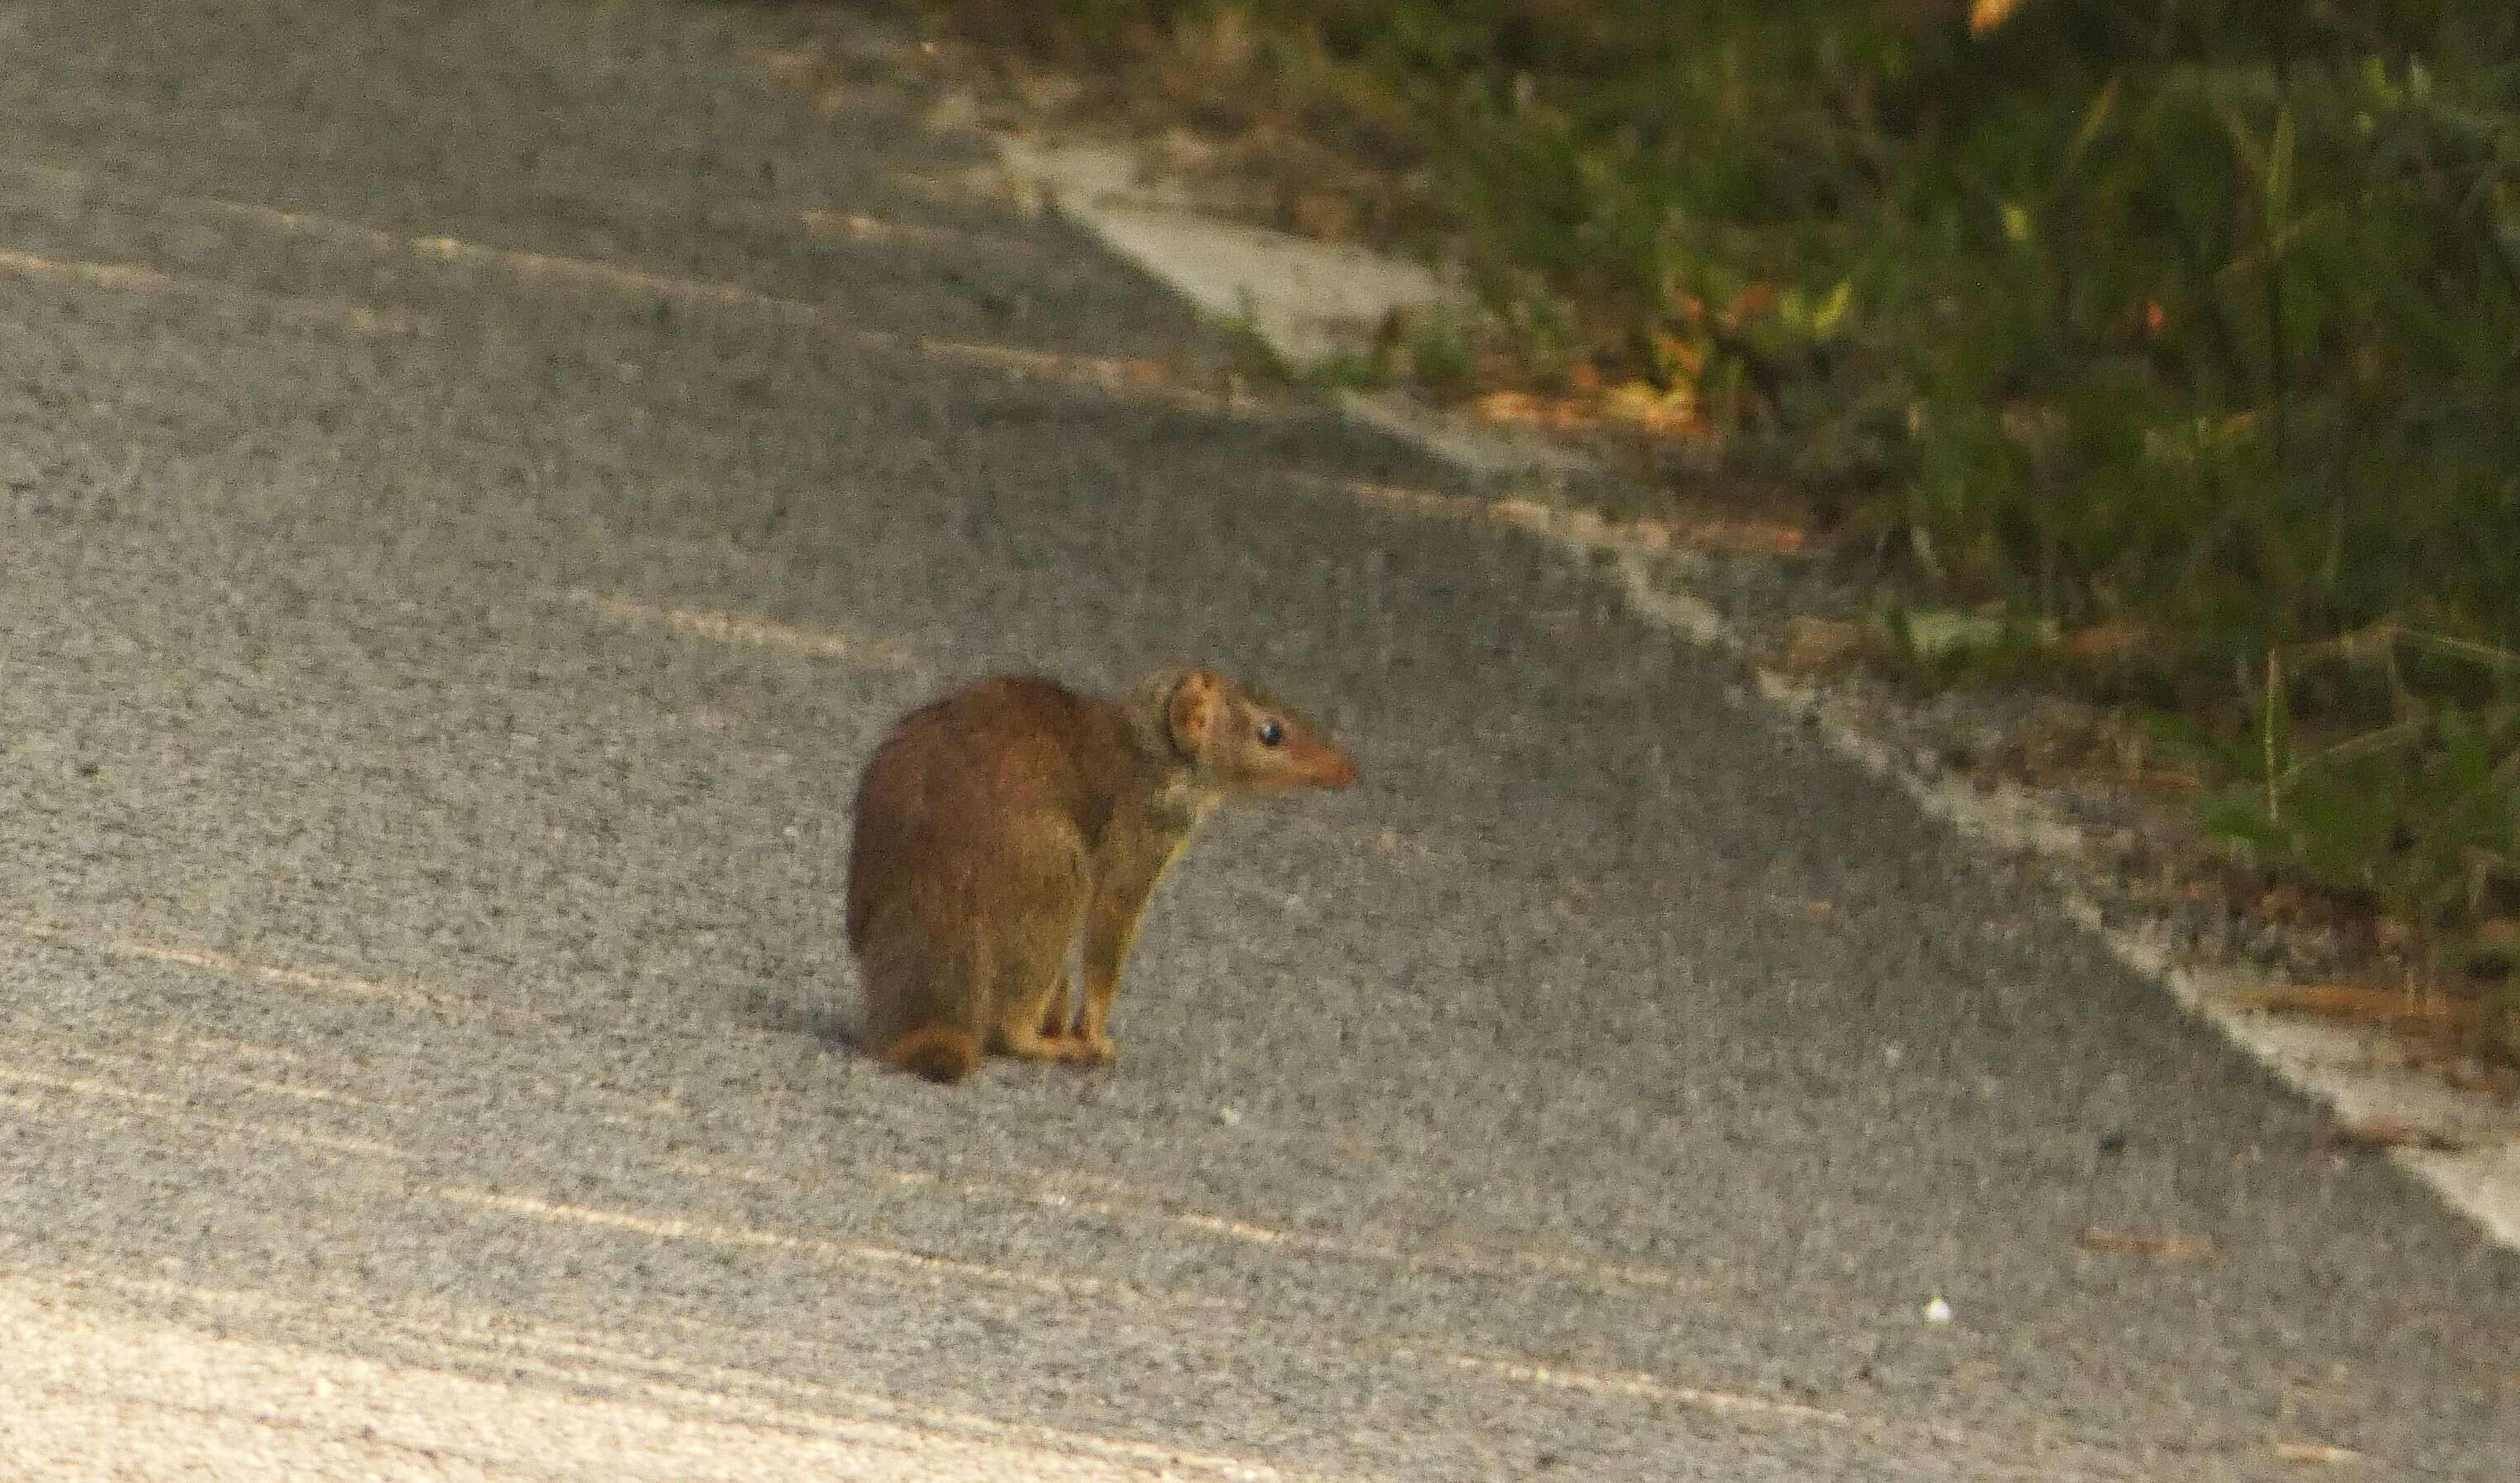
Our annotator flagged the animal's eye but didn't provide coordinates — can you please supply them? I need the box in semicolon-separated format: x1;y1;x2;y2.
1256;719;1284;747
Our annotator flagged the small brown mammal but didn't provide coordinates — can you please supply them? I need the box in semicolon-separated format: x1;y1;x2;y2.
846;667;1359;1083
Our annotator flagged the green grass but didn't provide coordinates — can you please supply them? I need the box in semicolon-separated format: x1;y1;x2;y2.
910;1;2520;1023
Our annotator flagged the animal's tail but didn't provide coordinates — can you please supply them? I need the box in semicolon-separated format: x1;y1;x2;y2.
883;1024;981;1084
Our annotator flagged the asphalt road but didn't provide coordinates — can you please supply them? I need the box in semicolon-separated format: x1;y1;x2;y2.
3;2;2517;1479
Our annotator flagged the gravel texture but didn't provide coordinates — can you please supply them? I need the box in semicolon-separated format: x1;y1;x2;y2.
2;2;2517;1479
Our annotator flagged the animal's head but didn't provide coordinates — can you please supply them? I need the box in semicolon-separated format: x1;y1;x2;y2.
1164;668;1360;792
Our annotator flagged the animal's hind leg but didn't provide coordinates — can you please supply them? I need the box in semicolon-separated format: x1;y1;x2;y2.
1034;970;1074;1039
975;824;1092;1064
990;968;1078;1062
985;905;1091;1064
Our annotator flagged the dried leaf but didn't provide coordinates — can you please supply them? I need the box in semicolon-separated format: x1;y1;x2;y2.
2313;1117;2469;1153
1779;617;1875;673
1472;389;1582;428
1665;518;1806;556
1969;0;2031;37
1603;378;1698;435
1721;282;1778;325
1649;330;1707;378
2056;622;2158;661
2232;983;2473;1030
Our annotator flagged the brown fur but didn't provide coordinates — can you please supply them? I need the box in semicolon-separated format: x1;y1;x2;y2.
883;1025;981;1084
846;668;1358;1081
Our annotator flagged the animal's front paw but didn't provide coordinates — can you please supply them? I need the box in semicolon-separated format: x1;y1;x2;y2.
1066;1031;1119;1067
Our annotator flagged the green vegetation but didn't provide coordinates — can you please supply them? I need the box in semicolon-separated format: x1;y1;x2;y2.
915;1;2520;1011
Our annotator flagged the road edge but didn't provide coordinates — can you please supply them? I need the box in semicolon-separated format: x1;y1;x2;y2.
993;133;2520;1255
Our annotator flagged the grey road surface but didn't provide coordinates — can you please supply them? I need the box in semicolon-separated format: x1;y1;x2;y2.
2;2;2517;1479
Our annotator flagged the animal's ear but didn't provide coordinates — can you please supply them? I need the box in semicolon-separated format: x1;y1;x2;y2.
1165;668;1224;756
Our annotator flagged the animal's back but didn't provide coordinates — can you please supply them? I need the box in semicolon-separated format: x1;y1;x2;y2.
846;677;1109;944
